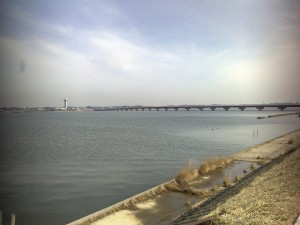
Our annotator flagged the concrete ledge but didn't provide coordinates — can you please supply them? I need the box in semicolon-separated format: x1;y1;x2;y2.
66;180;177;225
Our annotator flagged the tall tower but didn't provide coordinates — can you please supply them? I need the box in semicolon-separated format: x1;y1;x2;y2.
64;98;68;109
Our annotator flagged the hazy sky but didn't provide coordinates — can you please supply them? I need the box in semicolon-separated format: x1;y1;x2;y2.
0;0;299;107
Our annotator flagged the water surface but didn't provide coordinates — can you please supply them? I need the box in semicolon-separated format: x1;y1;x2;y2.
0;110;299;225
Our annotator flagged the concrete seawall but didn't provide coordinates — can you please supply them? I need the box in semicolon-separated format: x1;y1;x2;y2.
67;180;178;225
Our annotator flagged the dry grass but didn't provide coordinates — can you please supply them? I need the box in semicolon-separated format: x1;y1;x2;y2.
288;138;294;144
257;159;268;165
166;183;211;197
250;163;255;171
198;157;233;175
223;177;232;188
175;157;234;184
233;175;240;183
208;148;300;225
175;167;199;184
175;159;200;184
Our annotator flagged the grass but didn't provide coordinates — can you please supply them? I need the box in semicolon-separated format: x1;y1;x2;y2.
257;159;267;165
207;148;300;225
175;167;199;184
185;200;193;210
175;156;234;184
223;177;232;187
198;157;233;175
288;138;294;144
166;183;211;197
233;175;240;183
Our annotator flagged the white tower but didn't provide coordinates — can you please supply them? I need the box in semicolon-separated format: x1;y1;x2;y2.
64;98;68;109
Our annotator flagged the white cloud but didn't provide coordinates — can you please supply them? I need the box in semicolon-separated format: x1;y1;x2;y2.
1;0;300;106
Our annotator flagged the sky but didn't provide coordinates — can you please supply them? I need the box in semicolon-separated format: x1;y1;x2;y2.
0;0;299;107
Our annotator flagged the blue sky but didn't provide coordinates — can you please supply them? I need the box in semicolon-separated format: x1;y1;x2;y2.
0;0;299;107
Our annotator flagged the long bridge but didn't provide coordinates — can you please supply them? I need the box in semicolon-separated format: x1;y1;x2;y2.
97;104;300;112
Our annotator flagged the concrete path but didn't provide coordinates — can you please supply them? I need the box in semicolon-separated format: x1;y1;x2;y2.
232;129;300;161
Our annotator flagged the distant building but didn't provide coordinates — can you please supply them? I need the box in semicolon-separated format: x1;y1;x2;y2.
64;98;68;109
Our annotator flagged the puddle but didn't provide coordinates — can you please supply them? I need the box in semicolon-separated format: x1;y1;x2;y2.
94;161;261;225
190;161;260;189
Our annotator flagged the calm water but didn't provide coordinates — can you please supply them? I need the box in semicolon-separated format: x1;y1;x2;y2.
0;110;299;225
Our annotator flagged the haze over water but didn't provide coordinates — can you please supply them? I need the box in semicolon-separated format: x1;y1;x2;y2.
0;110;299;225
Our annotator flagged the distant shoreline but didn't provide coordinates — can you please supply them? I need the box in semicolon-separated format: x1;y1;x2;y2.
257;111;300;119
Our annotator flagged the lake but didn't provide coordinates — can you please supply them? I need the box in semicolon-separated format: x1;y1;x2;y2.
0;110;299;225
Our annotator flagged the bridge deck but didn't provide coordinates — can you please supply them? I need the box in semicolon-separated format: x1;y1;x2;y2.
98;104;300;111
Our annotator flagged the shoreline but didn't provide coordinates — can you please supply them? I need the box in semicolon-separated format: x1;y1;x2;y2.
67;129;300;225
171;142;300;224
186;145;300;225
257;112;299;119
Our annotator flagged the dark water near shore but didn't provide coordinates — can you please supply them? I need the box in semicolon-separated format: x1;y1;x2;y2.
0;110;299;225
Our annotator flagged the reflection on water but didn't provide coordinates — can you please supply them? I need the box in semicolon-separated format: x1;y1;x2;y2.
0;110;299;225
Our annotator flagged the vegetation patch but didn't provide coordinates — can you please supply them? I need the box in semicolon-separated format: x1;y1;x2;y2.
175;167;199;184
222;177;232;188
208;148;300;225
198;157;233;175
288;138;294;144
174;156;234;185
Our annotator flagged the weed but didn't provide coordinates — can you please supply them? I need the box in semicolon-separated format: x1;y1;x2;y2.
234;175;241;182
223;177;232;187
257;159;267;165
198;157;233;175
288;139;294;144
185;200;193;210
163;212;173;221
175;168;198;184
250;163;255;171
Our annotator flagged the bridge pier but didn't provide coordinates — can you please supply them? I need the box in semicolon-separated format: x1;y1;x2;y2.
256;106;264;111
164;108;168;111
174;108;178;111
238;106;246;111
278;106;286;111
197;107;204;111
210;107;216;111
185;108;190;111
223;107;230;111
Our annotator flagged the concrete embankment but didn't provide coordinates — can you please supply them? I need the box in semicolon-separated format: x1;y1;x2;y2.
66;180;177;225
67;129;300;225
257;111;299;119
